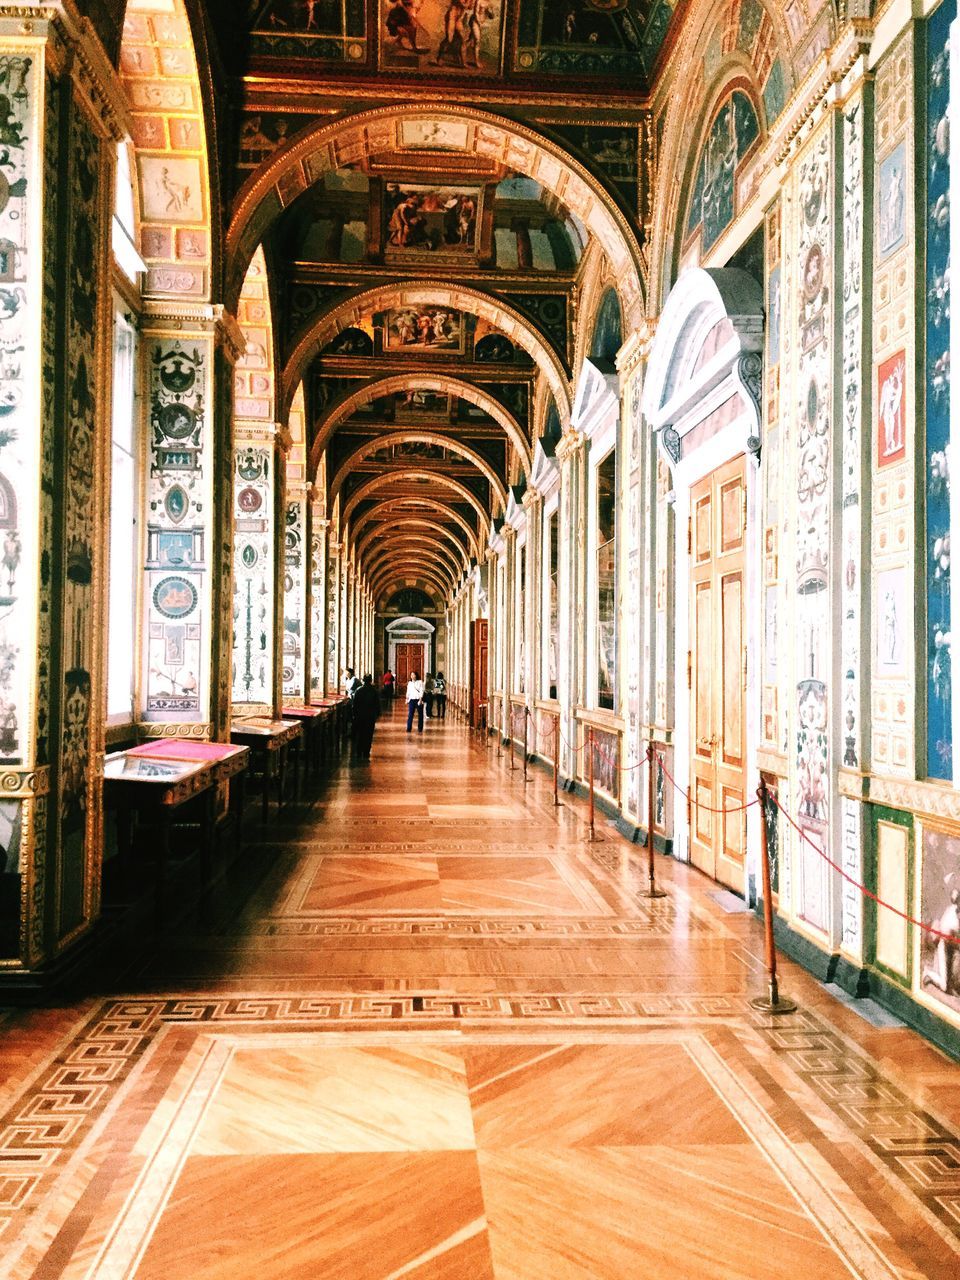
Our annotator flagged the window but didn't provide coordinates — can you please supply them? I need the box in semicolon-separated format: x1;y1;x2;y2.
107;308;139;721
596;448;617;711
546;509;559;700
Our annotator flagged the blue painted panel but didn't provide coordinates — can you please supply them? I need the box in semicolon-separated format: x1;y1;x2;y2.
925;0;955;777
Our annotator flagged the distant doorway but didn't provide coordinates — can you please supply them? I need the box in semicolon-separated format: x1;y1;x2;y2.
689;454;747;894
396;643;425;688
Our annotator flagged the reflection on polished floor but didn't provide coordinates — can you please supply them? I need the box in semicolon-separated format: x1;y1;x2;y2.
1;706;959;1279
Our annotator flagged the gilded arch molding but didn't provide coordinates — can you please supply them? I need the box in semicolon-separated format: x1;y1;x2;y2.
342;470;490;533
362;535;466;581
120;0;215;301
352;500;482;563
330;431;507;511
226;104;645;325
283;282;571;424
369;558;457;598
316;376;532;482
355;520;471;571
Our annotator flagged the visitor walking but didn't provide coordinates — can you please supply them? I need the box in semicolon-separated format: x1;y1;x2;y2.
434;670;447;719
424;672;436;718
405;670;425;734
382;669;395;701
352;674;381;761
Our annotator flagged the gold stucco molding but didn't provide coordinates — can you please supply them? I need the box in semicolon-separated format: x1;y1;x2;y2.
839;769;960;826
0;767;50;798
136;722;213;741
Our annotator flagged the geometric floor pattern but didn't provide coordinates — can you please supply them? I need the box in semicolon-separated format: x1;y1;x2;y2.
0;705;958;1277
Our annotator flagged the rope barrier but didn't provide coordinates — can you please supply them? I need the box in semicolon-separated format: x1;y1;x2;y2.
655;751;758;816
770;793;960;946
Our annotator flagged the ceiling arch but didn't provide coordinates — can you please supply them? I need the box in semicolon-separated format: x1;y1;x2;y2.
352;500;482;563
284;281;571;423
330;431;507;511
342;470;491;534
226;104;645;326
313;375;532;482
369;558;458;599
120;0;214;301
362;536;466;581
355;520;471;572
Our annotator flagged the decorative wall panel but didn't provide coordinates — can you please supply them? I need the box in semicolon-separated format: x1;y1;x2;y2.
0;50;36;776
870;32;915;781
791;120;833;935
762;201;782;754
56;93;108;942
283;494;307;699
924;0;954;779
839;83;868;957
142;333;212;726
232;446;273;705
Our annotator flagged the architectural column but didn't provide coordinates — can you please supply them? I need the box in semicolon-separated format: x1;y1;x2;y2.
327;541;342;693
139;301;244;741
522;491;543;714
0;12;125;975
282;482;310;702
555;431;586;776
310;515;329;697
232;422;283;715
617;331;651;827
339;557;350;684
485;549;498;732
503;527;517;737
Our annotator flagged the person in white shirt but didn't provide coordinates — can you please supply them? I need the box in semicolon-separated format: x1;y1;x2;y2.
405;671;425;734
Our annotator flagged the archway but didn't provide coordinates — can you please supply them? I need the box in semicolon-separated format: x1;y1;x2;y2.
642;267;764;896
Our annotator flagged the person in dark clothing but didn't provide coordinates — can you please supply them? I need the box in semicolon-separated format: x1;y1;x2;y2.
434;671;447;719
352;674;381;761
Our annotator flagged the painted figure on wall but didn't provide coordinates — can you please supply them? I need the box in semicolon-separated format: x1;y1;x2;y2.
877;143;906;257
385;307;463;352
920;830;960;1013
381;0;502;73
686;91;760;252
385;184;478;253
877;351;906;467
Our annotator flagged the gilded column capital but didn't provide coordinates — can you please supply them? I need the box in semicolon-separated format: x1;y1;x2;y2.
555;429;586;464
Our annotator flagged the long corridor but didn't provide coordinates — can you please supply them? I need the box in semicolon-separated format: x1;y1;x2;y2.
2;707;959;1279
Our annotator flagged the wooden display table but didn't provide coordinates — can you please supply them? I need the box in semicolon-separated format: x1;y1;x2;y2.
281;704;329;776
230;718;302;821
127;739;250;848
103;753;217;927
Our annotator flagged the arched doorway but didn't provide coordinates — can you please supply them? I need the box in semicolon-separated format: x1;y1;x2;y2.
643;268;764;896
386;616;436;688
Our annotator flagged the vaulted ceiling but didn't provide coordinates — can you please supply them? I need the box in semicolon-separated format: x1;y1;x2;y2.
103;0;658;611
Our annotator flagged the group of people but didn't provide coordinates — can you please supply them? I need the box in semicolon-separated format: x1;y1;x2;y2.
401;671;446;734
343;666;447;757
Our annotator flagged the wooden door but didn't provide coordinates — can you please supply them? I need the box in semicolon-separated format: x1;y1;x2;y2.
396;643;425;688
689;455;747;895
470;619;488;727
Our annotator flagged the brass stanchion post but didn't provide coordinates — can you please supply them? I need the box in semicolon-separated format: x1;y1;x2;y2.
553;717;560;806
750;778;797;1014
587;728;596;841
641;740;667;898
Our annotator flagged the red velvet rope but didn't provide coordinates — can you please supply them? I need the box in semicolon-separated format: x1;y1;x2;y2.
655;750;758;815
770;793;960;947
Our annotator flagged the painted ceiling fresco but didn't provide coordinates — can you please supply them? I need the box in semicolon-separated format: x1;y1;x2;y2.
276;168;584;272
240;0;679;82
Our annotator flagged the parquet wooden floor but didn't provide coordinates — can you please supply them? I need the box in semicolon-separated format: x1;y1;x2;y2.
0;704;958;1277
